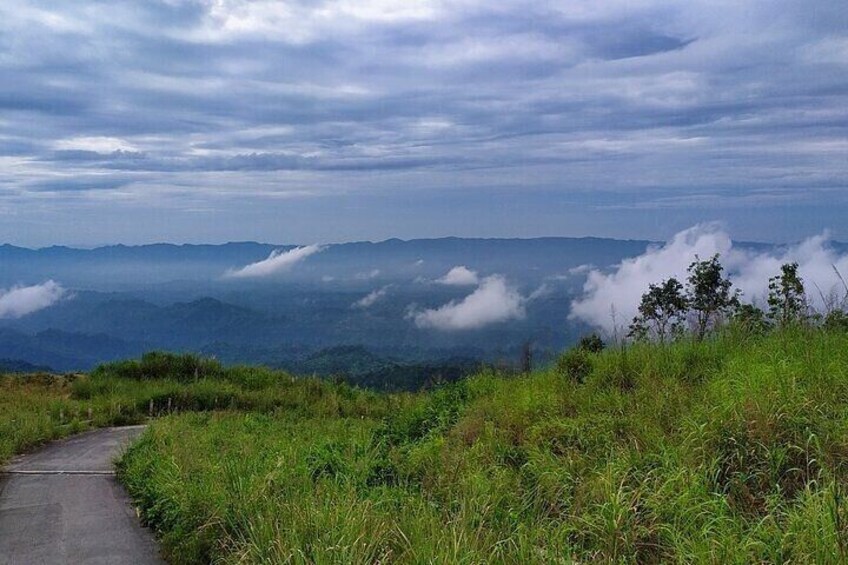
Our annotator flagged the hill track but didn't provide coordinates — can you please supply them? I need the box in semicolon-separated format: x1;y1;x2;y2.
0;426;163;564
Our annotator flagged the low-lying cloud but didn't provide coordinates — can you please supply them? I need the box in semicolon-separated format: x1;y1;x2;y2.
225;245;324;278
570;224;848;334
355;269;381;280
0;280;66;319
436;266;479;286
412;275;525;330
353;285;391;309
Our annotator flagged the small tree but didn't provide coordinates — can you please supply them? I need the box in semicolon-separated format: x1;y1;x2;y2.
686;254;739;339
767;263;807;326
628;277;688;343
577;333;606;353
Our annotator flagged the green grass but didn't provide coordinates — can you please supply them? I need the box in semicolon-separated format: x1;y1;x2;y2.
1;354;388;466
111;327;848;563
0;373;144;463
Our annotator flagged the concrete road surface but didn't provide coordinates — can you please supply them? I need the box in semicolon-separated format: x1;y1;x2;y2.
0;426;163;564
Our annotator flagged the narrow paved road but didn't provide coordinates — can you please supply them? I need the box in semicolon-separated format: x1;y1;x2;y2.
0;426;163;564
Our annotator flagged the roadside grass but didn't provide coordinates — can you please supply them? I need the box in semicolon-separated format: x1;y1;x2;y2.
1;354;388;465
7;330;848;562
0;373;138;464
115;327;848;563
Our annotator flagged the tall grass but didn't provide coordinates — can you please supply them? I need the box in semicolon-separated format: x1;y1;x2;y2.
1;353;390;465
114;327;848;563
0;373;145;463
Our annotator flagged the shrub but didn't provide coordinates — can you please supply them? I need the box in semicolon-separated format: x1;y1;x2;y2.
824;310;848;332
556;347;594;383
577;333;606;353
93;351;222;382
732;303;770;334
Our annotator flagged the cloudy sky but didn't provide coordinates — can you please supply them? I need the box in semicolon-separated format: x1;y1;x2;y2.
1;0;846;246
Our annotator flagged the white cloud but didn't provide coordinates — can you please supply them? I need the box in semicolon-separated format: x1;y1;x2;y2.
0;280;66;319
412;275;525;330
436;265;479;286
570;224;848;334
353;285;391;308
54;136;138;153
728;233;848;308
324;0;441;22
569;264;593;275
225;245;323;278
527;283;552;301
197;0;441;43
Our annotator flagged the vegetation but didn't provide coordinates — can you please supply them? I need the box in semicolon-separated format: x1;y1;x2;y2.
768;262;808;326
686;254;739;338
0;353;385;465
288;345;481;391
628;254;740;342
6;255;848;562
0;371;151;464
1;373;90;463
0;358;52;373
112;326;848;564
627;277;689;342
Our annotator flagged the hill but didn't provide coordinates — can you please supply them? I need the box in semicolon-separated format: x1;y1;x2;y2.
0;328;141;372
113;327;848;563
0;358;52;373
0;236;653;372
291;345;481;391
6;236;843;375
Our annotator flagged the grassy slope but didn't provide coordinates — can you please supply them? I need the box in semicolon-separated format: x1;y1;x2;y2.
0;359;386;466
0;373;143;463
116;328;848;563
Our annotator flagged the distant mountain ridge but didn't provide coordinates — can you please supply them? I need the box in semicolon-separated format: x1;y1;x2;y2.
1;237;655;289
0;358;53;374
0;328;141;372
4;236;843;375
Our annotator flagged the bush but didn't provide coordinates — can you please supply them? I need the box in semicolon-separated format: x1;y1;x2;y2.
732;303;770;334
824;310;848;332
577;333;606;353
93;351;222;382
557;347;594;383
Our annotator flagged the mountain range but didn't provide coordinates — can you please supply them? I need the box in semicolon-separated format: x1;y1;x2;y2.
3;236;839;381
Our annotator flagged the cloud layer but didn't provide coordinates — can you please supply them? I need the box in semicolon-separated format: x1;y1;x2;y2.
571;224;848;333
225;245;323;278
0;1;846;244
413;275;525;330
0;281;66;318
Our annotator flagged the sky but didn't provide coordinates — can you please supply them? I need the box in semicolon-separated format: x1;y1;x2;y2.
0;0;846;247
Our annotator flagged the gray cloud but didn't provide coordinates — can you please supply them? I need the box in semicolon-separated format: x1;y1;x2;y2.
0;1;846;244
